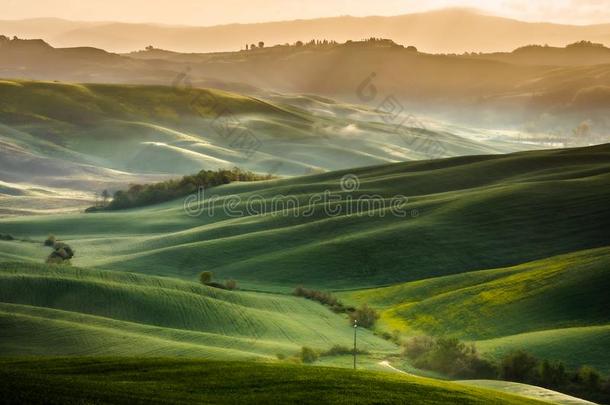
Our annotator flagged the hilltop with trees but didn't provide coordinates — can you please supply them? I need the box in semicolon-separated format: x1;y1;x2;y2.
86;168;273;212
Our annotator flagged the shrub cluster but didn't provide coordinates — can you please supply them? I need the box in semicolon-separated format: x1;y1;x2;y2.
198;271;238;291
500;351;609;403
86;167;273;212
349;304;379;329
404;336;495;379
44;235;56;246
403;336;610;403
321;345;369;357
278;345;370;365
0;234;14;241
293;287;353;314
199;271;213;284
276;347;324;364
293;287;378;328
46;241;75;265
378;329;403;345
300;347;319;364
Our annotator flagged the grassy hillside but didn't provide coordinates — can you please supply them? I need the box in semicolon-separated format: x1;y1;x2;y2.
0;144;608;290
458;381;596;405
0;79;516;177
0;357;548;405
339;247;610;373
0;262;395;359
4;32;610;136
0;79;525;214
476;325;610;374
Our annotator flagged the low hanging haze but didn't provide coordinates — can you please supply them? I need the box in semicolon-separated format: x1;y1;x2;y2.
3;0;610;26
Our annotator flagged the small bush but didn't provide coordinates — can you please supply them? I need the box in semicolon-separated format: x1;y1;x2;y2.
46;241;75;265
0;234;14;241
380;329;403;345
349;304;378;328
44;235;56;246
403;335;435;360
205;282;227;290
300;347;319;364
500;350;539;383
199;271;213;285
538;360;568;388
293;287;347;313
578;366;601;390
403;336;496;379
321;345;369;356
276;353;286;360
225;279;238;290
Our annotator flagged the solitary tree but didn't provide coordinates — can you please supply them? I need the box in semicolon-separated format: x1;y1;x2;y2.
258;41;265;48
46;242;75;265
250;43;256;50
500;351;538;382
44;234;56;247
199;271;213;284
101;189;110;206
349;304;378;328
300;347;318;363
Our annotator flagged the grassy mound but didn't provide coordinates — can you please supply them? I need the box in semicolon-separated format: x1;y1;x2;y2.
476;325;610;374
0;79;529;183
0;262;395;359
0;144;608;289
0;357;547;404
341;247;610;337
457;380;596;405
339;247;610;372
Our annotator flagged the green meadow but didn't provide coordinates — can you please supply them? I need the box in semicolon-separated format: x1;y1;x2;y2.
1;140;608;403
0;79;521;181
0;357;549;405
339;247;610;373
1;29;609;404
0;262;394;359
1;143;608;289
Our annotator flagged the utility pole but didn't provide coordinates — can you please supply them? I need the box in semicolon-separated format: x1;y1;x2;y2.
353;319;358;370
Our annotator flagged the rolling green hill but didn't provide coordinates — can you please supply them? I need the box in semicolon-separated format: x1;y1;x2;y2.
0;79;528;214
0;262;395;359
0;357;549;405
0;143;608;289
1;144;608;378
0;79;518;176
457;380;596;405
339;247;610;373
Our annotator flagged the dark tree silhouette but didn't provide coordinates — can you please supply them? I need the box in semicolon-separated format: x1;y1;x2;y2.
101;190;110;206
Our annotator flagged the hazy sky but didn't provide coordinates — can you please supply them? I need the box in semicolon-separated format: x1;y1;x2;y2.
3;0;610;26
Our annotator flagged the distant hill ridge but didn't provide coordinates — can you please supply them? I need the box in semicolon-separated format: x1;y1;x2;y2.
2;9;610;53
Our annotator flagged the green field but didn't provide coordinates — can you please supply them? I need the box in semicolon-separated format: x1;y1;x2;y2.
0;144;608;290
2;34;609;405
0;79;520;181
457;380;595;405
0;357;549;405
339;247;610;373
0;144;608;403
0;262;395;360
0;79;534;216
